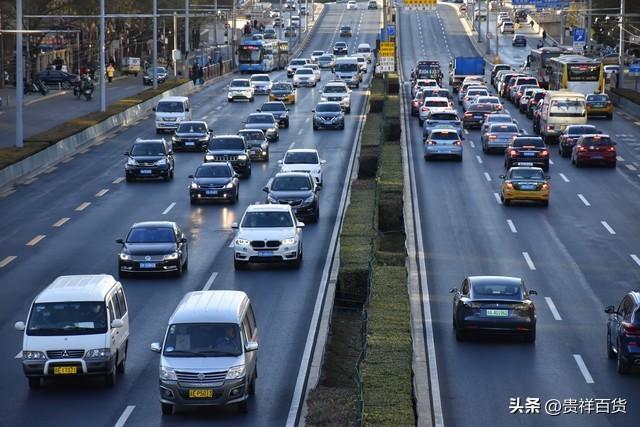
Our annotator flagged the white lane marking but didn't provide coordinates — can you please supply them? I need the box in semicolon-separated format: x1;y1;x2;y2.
559;173;570;183
75;202;91;211
162;202;176;215
95;189;109;197
625;164;637;171
522;252;536;270
44;166;58;174
601;221;616;235
545;297;562;320
26;235;46;246
617;156;625;162
463;129;469;135
483;172;491;181
229;240;235;248
202;114;209;120
215;105;223;110
114;405;136;427
573;354;595;384
0;188;15;198
475;155;483;164
52;217;70;228
112;177;125;184
62;156;74;163
631;254;640;267
0;256;17;268
493;192;502;204
15;351;22;359
297;128;304;136
288;142;296;150
305;117;310;123
202;272;219;291
506;219;517;233
468;140;475;148
549;159;554;165
577;194;591;207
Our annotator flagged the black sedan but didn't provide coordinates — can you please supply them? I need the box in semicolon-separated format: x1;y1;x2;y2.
605;291;640;374
451;276;537;342
333;42;348;56
258;101;290;128
172;121;212;151
238;129;269;161
340;25;353;37
263;172;320;222
35;69;77;89
504;136;549;171
512;35;527;47
117;221;188;277
312;102;345;130
143;66;168;85
189;162;239;204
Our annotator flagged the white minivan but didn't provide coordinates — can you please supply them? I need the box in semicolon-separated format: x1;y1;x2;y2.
152;290;258;415
539;91;587;144
154;96;192;133
15;275;129;388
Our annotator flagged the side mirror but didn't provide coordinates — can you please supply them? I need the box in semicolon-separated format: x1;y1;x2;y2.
297;222;305;228
257;109;261;112
208;129;214;134
262;186;269;192
528;290;537;296
14;321;25;331
321;160;327;164
180;237;188;243
124;152;130;156
277;160;283;165
116;238;124;244
245;341;259;352
152;107;156;112
185;108;190;112
449;288;458;294
188;174;194;179
231;222;239;229
311;109;315;113
167;150;174;155
604;305;616;315
150;342;162;353
498;174;505;179
111;319;124;329
519;129;525;134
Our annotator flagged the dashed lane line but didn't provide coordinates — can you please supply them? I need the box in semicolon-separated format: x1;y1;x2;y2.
202;271;219;291
573;354;595;384
26;235;46;246
522;252;536;270
95;189;109;197
577;194;591;207
75;202;91;211
625;164;637;171
631;254;640;268
0;256;17;268
493;192;502;204
506;219;517;233
162;202;176;215
601;221;616;235
483;172;491;181
112;177;125;184
114;405;136;427
545;297;562;321
52;218;70;227
559;173;570;183
475;155;483;164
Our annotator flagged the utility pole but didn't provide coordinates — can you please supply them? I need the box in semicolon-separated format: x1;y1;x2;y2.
173;12;178;77
185;0;189;55
619;0;625;87
486;1;490;54
305;0;308;33
477;0;481;42
559;12;565;45
0;9;4;89
214;0;218;46
587;0;592;48
232;0;236;69
99;0;106;112
152;0;158;89
16;0;23;148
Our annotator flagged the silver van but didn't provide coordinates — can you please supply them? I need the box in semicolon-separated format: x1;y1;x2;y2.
151;290;258;415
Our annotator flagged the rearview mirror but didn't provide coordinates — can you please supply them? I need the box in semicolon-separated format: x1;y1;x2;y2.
116;239;124;244
297;222;305;228
14;321;25;331
231;222;239;229
245;341;259;352
124;152;130;156
257;109;261;112
180;237;188;243
604;305;616;315
277;160;283;165
262;186;269;192
150;342;162;353
188;174;194;179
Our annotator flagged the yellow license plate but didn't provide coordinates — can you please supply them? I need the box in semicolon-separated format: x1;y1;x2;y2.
188;389;213;398
53;366;77;375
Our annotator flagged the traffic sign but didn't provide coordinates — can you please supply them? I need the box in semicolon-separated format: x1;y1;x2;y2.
573;27;586;49
378;56;395;72
404;0;437;10
629;63;640;78
380;42;395;57
387;25;396;38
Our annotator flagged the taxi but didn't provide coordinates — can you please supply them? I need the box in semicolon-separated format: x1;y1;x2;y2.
269;81;297;104
499;167;549;207
585;93;614;119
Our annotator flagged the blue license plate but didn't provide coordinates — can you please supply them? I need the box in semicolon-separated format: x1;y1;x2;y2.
523;152;535;157
258;251;274;257
206;190;218;196
185;141;195;146
140;169;152;174
591;156;603;159
521;184;535;190
140;262;156;269
474;115;483;119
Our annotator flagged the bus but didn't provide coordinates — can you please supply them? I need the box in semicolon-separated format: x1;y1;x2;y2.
548;55;604;95
266;41;289;70
527;47;571;89
238;38;274;73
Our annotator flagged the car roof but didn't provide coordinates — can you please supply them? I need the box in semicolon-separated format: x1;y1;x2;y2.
424;97;449;102
287;148;319;154
274;171;313;179
170;291;250;324
132;221;176;229
134;138;166;144
35;275;119;303
158;96;188;102
178;120;207;125
316;101;342;107
246;203;292;212
468;276;523;286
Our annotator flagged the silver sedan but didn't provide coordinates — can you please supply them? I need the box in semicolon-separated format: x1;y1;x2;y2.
424;127;463;161
481;123;521;153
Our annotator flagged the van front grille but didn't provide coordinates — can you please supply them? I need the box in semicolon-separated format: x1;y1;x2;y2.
47;350;85;359
175;370;227;386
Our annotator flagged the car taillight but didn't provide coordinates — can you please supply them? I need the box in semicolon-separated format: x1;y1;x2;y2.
514;303;533;315
427;140;436;145
489;135;497;140
622;322;640;337
505;182;514;189
608;146;616;152
578;146;587;151
540;150;549;156
464;112;472;117
453;140;461;145
541;183;549;190
509;149;518;157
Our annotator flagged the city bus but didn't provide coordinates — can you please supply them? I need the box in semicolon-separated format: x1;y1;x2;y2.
238;38;274;73
527;46;570;89
548;54;604;95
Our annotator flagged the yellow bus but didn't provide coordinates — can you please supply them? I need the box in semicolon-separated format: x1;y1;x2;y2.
548;55;604;95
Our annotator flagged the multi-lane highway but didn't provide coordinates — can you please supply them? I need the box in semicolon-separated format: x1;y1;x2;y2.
400;3;640;427
0;3;379;426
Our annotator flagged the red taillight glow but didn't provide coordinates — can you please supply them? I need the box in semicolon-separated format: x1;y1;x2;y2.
427;140;436;145
489;135;497;140
608;146;616;152
622;322;640;336
453;140;462;145
579;146;587;152
540;150;549;156
509;149;517;157
464;112;472;117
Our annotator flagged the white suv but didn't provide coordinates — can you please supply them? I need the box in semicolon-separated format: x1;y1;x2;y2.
320;81;352;113
228;79;255;102
278;148;326;185
233;204;304;269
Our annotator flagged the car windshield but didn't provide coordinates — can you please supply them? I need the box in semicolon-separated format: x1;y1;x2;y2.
195;165;232;178
163;323;242;357
431;131;459;140
472;282;523;301
324;85;347;93
468;90;488;97
587;94;609;102
147;67;166;75
296;68;313;75
127;226;175;243
177;123;206;133
341;26;351;31
581;136;612;145
209;138;244;150
549;99;585;117
131;143;165;156
319;56;333;61
336;63;358;72
285;152;319;164
27;302;108;336
247;114;274;124
313;50;324;56
231;80;250;87
513;138;544;148
251;75;270;82
335;43;347;48
291;60;307;66
156;101;184;113
357;47;371;53
272;176;312;191
317;103;342;112
241;211;294;227
510;169;544;180
488;115;512;123
491;124;518;133
430;113;457;121
239;130;264;140
272;83;292;91
567;126;596;135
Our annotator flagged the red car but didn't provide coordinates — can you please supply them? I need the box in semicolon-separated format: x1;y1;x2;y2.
571;134;616;168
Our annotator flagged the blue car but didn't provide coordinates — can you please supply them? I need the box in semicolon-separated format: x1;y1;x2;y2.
606;292;640;374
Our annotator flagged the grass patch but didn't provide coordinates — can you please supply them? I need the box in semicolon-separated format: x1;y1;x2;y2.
0;141;51;170
378;144;403;195
361;113;382;147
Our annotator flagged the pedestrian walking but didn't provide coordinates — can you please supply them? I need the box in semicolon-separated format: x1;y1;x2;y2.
106;63;115;83
542;30;546;41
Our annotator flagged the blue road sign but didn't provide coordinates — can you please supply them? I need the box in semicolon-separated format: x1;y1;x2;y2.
629;63;640;77
387;25;396;38
573;28;586;43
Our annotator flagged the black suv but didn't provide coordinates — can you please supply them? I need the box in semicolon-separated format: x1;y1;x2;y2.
606;292;640;374
504;137;549;171
263;172;320;222
204;135;252;177
258;101;290;128
189;162;239;204
125;139;174;182
172;121;212;151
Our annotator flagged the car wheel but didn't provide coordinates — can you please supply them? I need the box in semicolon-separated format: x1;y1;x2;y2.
228;98;233;102
617;344;630;374
245;167;252;178
346;106;351;114
607;113;613;120
175;261;183;277
234;259;247;271
523;329;536;343
503;198;511;206
125;175;133;183
104;358;117;386
250;97;254;102
182;256;189;271
169;169;174;180
541;200;549;208
455;325;467;341
117;342;127;374
235;189;240;201
285;120;290;128
482;144;487;154
607;331;616;359
418;118;424;126
161;403;174;416
190;197;197;205
264;150;270;161
28;377;42;389
313;124;318;131
340;123;345;130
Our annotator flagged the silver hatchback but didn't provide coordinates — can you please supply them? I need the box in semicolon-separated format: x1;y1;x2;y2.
424;127;463;161
481;123;521;153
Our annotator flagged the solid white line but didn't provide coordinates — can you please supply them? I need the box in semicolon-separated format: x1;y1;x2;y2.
62;156;74;163
0;256;17;268
545;297;562;320
202;272;219;291
577;194;591;207
631;254;640;267
506;219;517;233
75;202;91;211
493;192;502;204
559;173;570;183
468;140;475;148
483;172;491;181
522;252;536;270
114;405;136;427
601;221;616;235
625;164;637;171
162;202;176;215
112;177;125;184
26;235;46;246
573;354;595;384
52;217;70;228
475;155;483;164
95;189;109;197
15;351;22;359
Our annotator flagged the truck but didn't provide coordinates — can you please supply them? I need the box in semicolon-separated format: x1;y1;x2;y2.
449;56;485;92
121;57;141;76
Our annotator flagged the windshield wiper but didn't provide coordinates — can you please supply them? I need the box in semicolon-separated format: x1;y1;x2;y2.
199;350;240;356
164;350;207;356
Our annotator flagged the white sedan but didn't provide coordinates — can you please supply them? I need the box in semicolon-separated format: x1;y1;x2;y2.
278;149;326;185
347;0;358;9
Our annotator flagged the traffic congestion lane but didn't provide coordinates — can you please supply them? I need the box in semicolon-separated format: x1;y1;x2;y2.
402;5;639;426
0;3;379;426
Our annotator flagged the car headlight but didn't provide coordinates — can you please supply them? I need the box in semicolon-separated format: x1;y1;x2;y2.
164;252;179;260
267;195;277;203
287;67;293;72
160;365;177;381
320;96;328;102
235;238;250;245
172;136;178;142
282;237;297;245
205;154;215;161
127;158;137;166
224;181;235;189
119;253;131;261
190;181;199;190
199;136;210;142
303;194;315;204
23;351;46;360
237;154;248;160
267;128;277;134
85;348;111;359
156;158;167;166
226;365;246;380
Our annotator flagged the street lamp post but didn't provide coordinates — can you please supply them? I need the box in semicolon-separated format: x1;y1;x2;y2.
185;0;189;55
152;0;158;89
619;0;625;87
99;0;106;112
16;0;23;148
